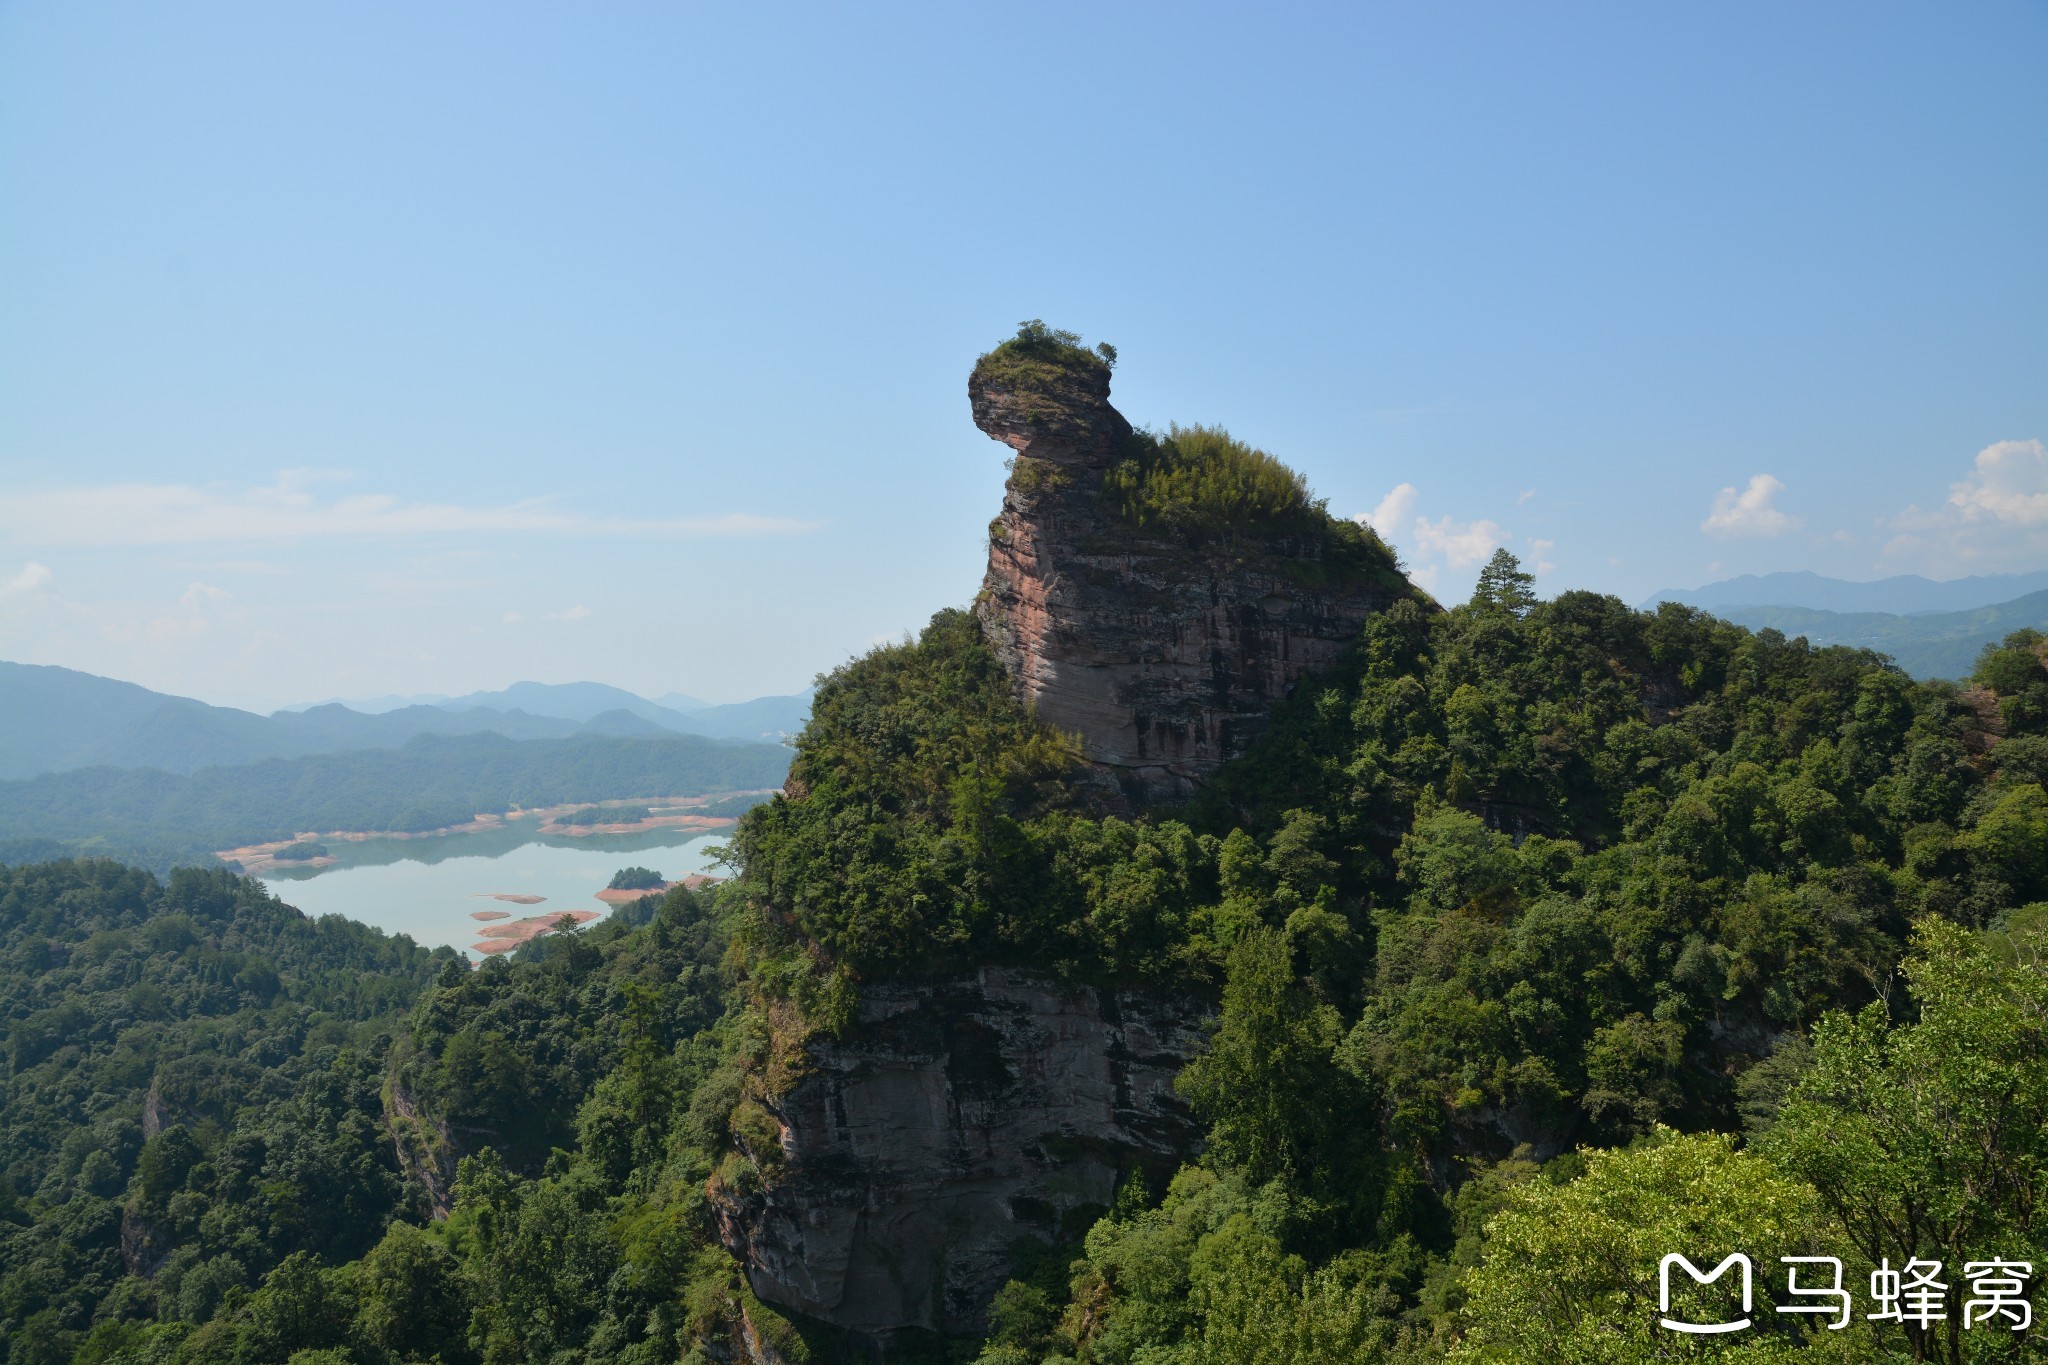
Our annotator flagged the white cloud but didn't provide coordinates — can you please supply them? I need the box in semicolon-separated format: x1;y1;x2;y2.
1948;438;2048;526
502;611;523;624
1357;483;1418;537
1414;514;1507;569
0;473;818;545
547;605;592;621
1702;474;1801;539
2;561;53;595
1886;438;2048;570
1528;538;1558;575
1517;488;1536;505
1354;482;1512;597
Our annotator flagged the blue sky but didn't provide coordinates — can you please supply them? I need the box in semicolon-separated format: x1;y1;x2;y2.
1;2;2043;710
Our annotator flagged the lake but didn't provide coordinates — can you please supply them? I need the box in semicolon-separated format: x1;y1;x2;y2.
258;817;731;955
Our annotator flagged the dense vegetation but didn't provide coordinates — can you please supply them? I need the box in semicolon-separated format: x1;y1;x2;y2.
8;518;2048;1363
1102;423;1314;533
1103;422;1405;582
0;863;794;1365
0;862;447;1361
607;867;665;891
0;732;792;873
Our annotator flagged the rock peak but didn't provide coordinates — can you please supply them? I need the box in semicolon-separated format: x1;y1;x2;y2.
970;325;1412;808
967;322;1129;466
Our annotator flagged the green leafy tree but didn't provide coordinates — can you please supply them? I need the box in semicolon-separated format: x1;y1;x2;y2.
1454;1129;1870;1363
1760;918;2048;1363
1470;549;1537;617
356;1220;468;1360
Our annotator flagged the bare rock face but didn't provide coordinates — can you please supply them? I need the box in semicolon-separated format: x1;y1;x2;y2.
970;348;1407;808
717;969;1207;1337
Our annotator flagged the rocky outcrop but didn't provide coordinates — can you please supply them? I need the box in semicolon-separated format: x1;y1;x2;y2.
120;1205;171;1278
717;968;1208;1337
971;348;1407;808
386;1075;459;1218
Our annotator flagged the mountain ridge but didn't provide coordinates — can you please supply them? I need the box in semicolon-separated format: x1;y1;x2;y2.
1706;590;2048;680
1644;568;2048;615
0;662;811;780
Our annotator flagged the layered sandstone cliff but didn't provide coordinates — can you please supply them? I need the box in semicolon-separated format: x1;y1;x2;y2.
716;969;1206;1336
970;340;1409;808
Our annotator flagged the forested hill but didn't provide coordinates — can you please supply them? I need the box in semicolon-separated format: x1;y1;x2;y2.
6;571;2048;1362
0;861;450;1359
1706;588;2048;681
0;730;792;872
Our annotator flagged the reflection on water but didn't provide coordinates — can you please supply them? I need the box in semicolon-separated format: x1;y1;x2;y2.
259;817;728;956
260;815;733;877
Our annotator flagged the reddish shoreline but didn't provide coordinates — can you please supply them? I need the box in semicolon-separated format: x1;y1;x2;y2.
471;909;601;954
215;790;769;875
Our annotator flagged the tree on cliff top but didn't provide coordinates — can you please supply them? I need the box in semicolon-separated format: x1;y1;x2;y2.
981;317;1116;372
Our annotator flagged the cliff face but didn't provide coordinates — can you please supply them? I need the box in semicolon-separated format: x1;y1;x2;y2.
717;969;1207;1337
971;353;1406;808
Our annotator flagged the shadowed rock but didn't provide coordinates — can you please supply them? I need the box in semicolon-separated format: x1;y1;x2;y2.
714;969;1206;1337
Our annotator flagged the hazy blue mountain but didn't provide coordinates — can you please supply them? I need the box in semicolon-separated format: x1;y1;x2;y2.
430;680;702;728
0;663;291;780
288;686;719;715
0;663;719;780
423;680;809;740
574;708;679;737
1710;589;2048;680
669;692;812;741
277;691;451;714
1644;569;2048;615
268;703;590;748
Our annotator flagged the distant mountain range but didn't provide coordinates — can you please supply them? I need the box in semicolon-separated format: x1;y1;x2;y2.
290;681;714;720
1645;570;2048;616
1643;572;2048;680
0;663;812;782
284;680;805;741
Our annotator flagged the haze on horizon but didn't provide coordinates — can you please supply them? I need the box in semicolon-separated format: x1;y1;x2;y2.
1;2;2042;713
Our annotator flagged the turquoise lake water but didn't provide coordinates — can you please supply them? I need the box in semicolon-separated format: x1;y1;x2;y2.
258;819;729;955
